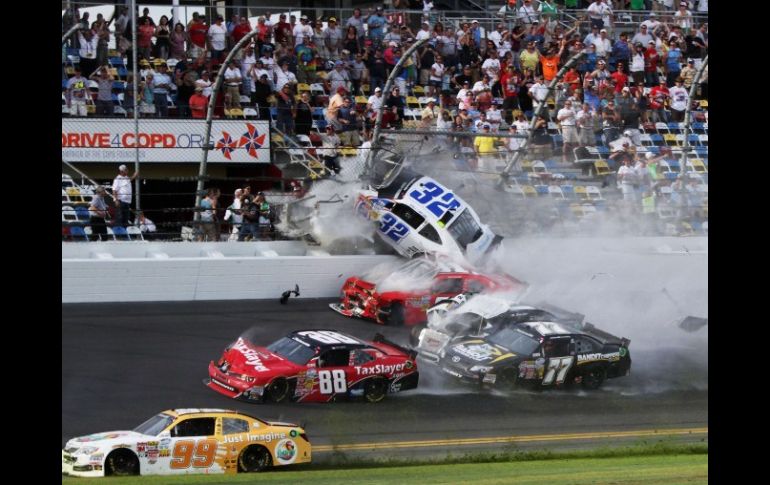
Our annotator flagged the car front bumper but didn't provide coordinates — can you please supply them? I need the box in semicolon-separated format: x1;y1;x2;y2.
62;449;105;478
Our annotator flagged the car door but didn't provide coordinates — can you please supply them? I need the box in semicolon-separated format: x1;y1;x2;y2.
316;347;353;400
165;417;220;475
541;337;575;387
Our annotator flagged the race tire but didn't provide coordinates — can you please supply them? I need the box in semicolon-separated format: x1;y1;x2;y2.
238;445;272;472
363;378;388;403
387;302;405;326
581;367;607;390
266;377;290;402
106;449;139;476
409;323;427;348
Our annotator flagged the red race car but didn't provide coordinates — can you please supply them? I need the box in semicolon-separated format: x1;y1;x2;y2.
329;258;527;326
205;329;418;403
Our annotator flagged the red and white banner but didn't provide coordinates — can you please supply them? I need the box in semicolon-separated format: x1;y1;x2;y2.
61;119;271;163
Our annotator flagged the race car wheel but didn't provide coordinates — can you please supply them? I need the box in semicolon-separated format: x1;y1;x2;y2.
498;368;520;389
387;303;405;326
238;445;272;472
409;323;427;348
364;378;388;403
581;368;607;390
266;377;290;402
105;449;139;476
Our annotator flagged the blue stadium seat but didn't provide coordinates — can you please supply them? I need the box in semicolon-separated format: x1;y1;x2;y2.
269;107;278;120
649;134;664;145
687;134;700;145
117;66;128;78
70;226;88;241
109;56;125;66
544;159;558;170
695;146;708;157
62;79;69;90
552;134;563;148
595;146;609;157
112;81;126;91
534;185;549;196
561;185;575;198
75;207;90;221
111;226;130;240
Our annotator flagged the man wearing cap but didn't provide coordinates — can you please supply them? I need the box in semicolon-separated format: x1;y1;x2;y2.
324;17;344;59
367;87;384;120
88;186;110;241
293;15;313;47
668;77;689;122
591;28;611;58
648;79;670;123
474;123;500;174
416;21;432;41
679;59;696;89
338;97;361;147
66;67;89;117
420;99;439;129
586;0;610;30
112;164;139;228
326;86;347;130
663;42;683;87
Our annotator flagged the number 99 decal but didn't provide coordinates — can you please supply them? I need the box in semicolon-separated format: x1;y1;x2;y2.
379;213;409;242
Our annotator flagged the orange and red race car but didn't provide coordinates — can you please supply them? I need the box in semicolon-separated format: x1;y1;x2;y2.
329;258;527;326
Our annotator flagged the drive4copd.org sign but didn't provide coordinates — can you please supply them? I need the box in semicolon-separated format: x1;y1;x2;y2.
62;119;270;163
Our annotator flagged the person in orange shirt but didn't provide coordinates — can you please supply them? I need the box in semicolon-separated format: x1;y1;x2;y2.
189;86;209;119
539;40;565;82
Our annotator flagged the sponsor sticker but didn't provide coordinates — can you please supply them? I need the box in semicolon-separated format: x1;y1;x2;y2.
274;439;298;465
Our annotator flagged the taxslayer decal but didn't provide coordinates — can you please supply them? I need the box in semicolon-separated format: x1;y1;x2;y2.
232;338;270;372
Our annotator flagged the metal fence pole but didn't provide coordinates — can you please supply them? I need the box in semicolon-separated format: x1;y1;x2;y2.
194;27;262;227
367;38;429;176
131;0;141;218
679;55;708;177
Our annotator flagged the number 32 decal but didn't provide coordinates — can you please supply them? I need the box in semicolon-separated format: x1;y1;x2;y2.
379;213;409;242
409;181;461;218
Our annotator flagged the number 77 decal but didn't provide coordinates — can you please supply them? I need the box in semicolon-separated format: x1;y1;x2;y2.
542;356;574;386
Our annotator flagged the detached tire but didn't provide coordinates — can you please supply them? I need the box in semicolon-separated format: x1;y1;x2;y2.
581;368;607;390
387;302;405;326
106;449;139;476
238;445;272;472
364;378;388;403
266;377;290;402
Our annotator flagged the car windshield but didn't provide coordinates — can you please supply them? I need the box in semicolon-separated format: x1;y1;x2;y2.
487;327;540;355
133;412;175;436
446;209;483;249
267;337;316;365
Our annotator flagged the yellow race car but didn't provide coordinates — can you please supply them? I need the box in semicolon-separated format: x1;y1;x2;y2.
62;408;311;478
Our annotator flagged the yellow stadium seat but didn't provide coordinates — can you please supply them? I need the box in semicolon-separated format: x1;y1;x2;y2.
699;100;708;109
340;147;358;157
594;160;612;176
355;95;368;105
687;159;707;173
297;83;311;93
663;134;679;146
406;96;420;109
522;185;538;198
521;160;534;172
361;84;370;95
225;108;244;118
412;85;425;95
574;185;589;200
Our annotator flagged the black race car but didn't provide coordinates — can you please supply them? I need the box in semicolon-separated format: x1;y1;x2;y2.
438;321;631;390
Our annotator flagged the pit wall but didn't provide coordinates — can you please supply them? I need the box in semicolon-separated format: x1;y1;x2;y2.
62;241;399;303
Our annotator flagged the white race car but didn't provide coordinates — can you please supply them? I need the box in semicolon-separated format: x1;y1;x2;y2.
412;294;575;363
355;168;502;266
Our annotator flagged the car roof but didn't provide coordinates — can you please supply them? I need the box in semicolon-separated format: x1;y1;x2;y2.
165;409;268;423
515;321;588;338
288;329;369;349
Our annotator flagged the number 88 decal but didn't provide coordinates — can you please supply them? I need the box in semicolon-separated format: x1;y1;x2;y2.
318;369;347;394
379;213;409;242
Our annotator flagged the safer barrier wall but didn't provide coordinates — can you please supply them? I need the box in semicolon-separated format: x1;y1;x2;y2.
62;242;399;303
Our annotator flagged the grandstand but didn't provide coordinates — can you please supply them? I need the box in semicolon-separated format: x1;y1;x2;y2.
62;1;707;241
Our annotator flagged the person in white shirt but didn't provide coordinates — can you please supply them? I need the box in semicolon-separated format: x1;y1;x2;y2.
673;2;693;31
420;99;439;128
195;71;213;98
457;82;474;110
367;87;383;120
616;158;638;203
517;0;538;26
240;47;257;96
472;75;492;93
528;75;549;112
696;0;708;13
592;29;612;58
274;61;297;92
557;99;578;162
488;23;505;49
293;16;313;47
429;56;445;97
416;22;432;41
575;103;597;147
586;0;608;30
668;77;689;122
486;103;502;131
224;61;242;109
506;125;524;155
207;16;228;62
481;55;501;83
226;189;243;240
112;164;139;227
513;113;530;136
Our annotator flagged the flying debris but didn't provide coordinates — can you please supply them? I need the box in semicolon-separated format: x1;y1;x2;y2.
280;284;300;304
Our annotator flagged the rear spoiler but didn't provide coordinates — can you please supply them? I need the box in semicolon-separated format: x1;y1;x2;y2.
373;333;417;360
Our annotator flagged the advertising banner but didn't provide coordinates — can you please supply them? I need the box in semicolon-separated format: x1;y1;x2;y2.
61;119;271;163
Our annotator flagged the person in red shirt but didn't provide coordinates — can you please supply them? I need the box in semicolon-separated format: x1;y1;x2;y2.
189;86;209;119
188;17;208;59
648;79;670;123
500;64;522;123
274;14;292;45
611;62;628;93
643;40;659;87
562;65;581;93
231;17;251;45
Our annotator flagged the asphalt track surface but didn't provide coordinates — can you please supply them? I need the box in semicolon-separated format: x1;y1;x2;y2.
62;299;708;461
